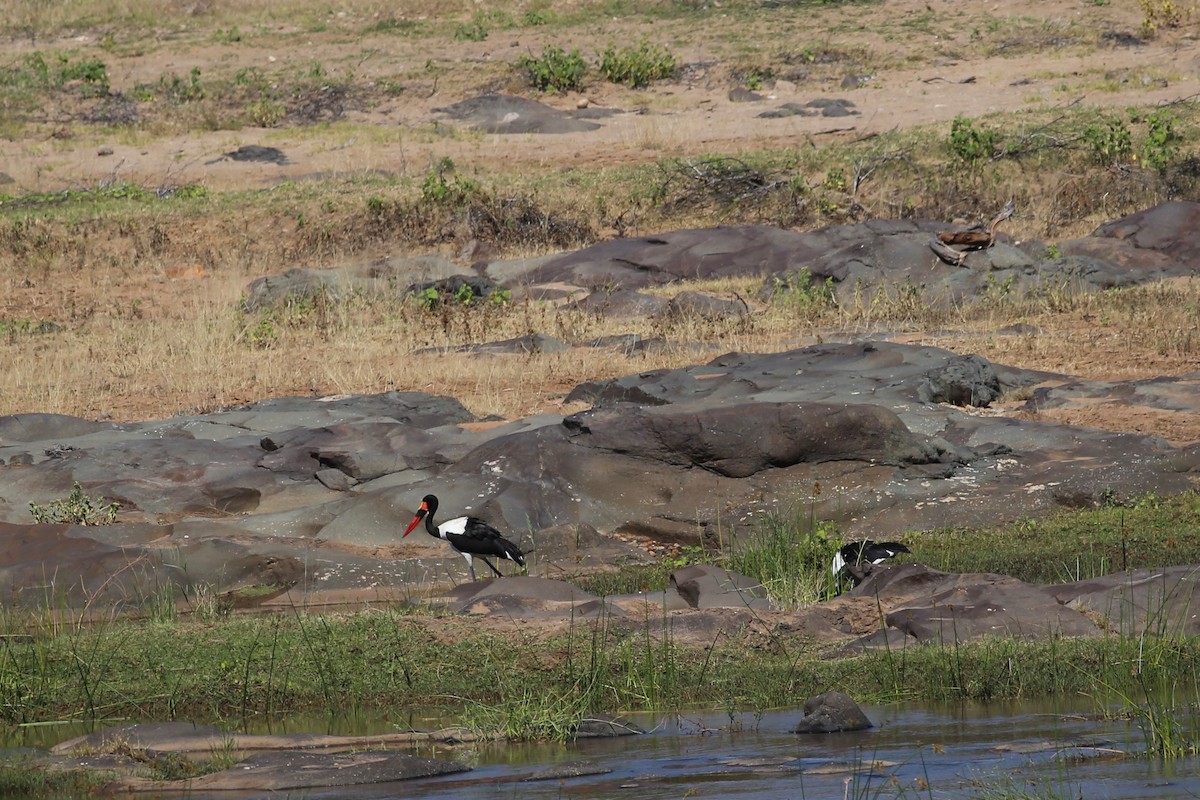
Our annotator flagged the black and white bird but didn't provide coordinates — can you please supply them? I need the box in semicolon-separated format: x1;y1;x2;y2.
402;494;526;581
831;540;911;579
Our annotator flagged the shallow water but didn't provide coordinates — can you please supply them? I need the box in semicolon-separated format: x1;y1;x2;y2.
388;699;1199;800
6;698;1199;799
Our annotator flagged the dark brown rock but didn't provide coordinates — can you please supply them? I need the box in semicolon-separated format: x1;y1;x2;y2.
669;564;772;609
792;691;873;733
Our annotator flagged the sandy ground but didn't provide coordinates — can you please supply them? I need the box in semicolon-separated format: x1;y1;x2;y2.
4;0;1197;195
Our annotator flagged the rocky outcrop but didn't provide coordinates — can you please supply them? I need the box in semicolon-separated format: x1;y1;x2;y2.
484;202;1200;306
791;691;874;733
2;340;1196;607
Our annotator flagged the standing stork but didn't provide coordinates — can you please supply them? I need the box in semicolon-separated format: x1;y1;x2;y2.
402;494;525;580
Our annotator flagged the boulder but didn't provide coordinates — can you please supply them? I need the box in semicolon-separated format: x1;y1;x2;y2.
847;564;1103;643
791;691;873;733
669;565;772;610
1046;565;1200;636
562;400;939;478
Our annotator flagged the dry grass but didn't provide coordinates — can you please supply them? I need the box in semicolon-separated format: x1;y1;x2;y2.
4;267;1198;425
1;0;1196;430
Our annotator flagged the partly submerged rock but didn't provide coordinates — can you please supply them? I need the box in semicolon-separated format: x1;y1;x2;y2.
791;691;873;733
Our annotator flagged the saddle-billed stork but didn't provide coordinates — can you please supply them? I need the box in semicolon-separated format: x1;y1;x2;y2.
831;540;911;579
402;494;526;580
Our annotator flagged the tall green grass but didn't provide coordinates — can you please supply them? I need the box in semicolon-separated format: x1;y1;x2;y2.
909;492;1200;585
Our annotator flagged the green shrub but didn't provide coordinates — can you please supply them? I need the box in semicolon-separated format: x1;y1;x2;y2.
1084;114;1133;165
249;97;285;127
29;482;120;526
599;41;679;88
948;114;998;164
55;55;109;96
518;46;587;92
160;67;204;104
420;157;482;206
454;19;488;41
1140;108;1178;171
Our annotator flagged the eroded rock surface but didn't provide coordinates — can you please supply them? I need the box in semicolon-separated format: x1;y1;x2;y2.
2;339;1197;607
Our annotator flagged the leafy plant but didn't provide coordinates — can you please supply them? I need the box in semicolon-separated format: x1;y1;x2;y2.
249;97;285;127
1140;108;1178;171
454;15;489;41
420;157;482;206
518;46;587;93
160;67;204;104
1139;0;1191;37
767;267;837;320
1084;114;1133;165
55;55;109;96
948;114;998;165
29;482;120;526
242;312;279;348
599;41;679;88
213;25;242;44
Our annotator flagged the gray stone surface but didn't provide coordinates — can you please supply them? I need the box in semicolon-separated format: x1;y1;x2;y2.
792;691;874;733
2;340;1197;608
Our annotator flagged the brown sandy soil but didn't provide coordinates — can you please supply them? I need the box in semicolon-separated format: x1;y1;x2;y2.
1;0;1198;442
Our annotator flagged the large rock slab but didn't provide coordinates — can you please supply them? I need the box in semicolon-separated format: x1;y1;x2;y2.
484;202;1200;306
1;341;1197;609
1046;565;1200;636
152;750;467;791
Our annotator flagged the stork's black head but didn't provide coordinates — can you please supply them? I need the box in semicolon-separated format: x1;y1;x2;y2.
402;494;440;537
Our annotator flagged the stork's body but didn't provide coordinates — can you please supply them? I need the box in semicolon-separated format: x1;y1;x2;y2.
831;540;910;578
403;494;525;580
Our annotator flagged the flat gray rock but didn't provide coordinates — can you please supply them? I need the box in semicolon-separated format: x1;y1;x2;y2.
154;750;466;790
3;340;1197;612
484;202;1200;307
433;94;612;134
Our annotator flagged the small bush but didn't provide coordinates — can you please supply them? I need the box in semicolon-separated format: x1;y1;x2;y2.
1140;108;1178;171
599;41;679;88
248;97;285;127
29;482;120;526
948;115;998;164
160;67;204;104
518;46;587;93
55;55;109;96
1084;115;1133;165
1140;0;1191;37
767;268;837;320
420;157;483;206
454;19;488;41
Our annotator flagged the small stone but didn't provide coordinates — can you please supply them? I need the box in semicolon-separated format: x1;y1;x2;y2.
315;468;357;491
97;146;114;156
576;97;590;109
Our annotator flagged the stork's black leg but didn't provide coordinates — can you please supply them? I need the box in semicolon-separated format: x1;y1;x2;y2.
481;557;503;577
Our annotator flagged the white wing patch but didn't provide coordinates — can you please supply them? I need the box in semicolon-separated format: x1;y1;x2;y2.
437;516;470;538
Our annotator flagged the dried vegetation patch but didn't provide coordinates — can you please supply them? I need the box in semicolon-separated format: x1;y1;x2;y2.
0;0;1198;431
